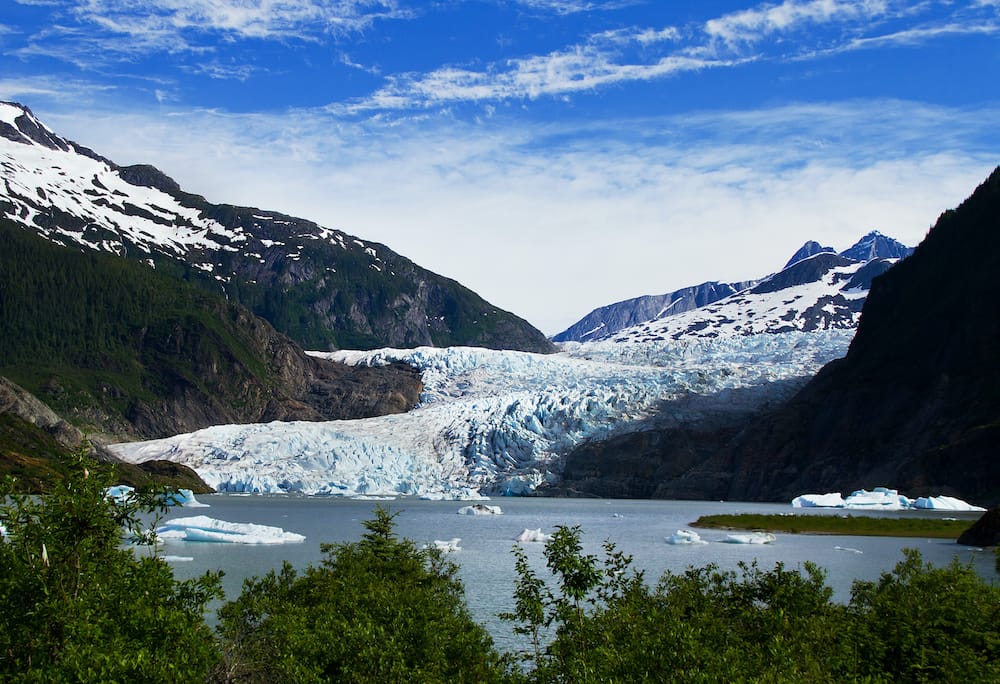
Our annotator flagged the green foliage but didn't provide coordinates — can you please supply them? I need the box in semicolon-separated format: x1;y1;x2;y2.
214;506;507;683
694;512;975;538
847;549;1000;682
0;451;223;682
0;219;287;435
504;526;1000;683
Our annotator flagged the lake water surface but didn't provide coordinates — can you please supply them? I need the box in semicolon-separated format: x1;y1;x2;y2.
161;495;994;654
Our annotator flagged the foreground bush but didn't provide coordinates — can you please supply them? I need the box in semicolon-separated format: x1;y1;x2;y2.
0;456;223;682
503;526;1000;683
214;507;507;683
3;465;996;683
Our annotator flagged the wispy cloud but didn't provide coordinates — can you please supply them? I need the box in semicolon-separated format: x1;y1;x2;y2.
11;1;412;71
0;75;118;104
74;0;410;41
43;98;998;332
702;0;892;49
511;1;636;15
335;0;998;113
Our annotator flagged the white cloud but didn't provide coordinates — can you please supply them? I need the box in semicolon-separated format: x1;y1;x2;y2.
703;0;891;47
73;0;410;41
333;0;996;113
40;99;999;334
512;1;634;15
11;0;413;70
0;75;117;104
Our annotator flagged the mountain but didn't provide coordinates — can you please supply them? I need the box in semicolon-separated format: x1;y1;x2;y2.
783;240;835;268
554;232;912;343
551;281;756;343
0;217;422;443
0;101;552;354
722;168;1000;503
554;168;999;504
839;230;914;262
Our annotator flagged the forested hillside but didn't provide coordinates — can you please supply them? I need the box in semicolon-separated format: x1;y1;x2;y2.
0;219;422;441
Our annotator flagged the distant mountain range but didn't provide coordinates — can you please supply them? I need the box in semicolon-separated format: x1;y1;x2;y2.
555;167;1000;504
0;101;551;354
553;231;913;343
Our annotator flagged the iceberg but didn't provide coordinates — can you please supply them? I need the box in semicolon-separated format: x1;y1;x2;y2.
105;485;209;508
723;532;776;544
164;489;210;507
155;516;305;544
791;492;846;508
457;504;503;516
515;528;553;543
665;529;708;545
843;488;910;510
793;488;984;512
105;484;136;502
425;538;462;553
912;496;985;512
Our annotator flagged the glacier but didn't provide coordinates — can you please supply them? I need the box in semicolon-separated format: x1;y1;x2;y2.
110;330;854;498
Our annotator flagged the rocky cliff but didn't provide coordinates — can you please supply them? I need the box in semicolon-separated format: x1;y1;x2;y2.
555;168;1000;505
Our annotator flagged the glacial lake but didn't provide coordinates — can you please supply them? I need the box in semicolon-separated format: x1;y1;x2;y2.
159;495;995;654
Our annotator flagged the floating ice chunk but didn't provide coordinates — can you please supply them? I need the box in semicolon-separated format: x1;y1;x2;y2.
165;489;210;507
105;485;135;502
912;496;985;512
106;485;209;508
515;528;553;543
723;532;776;544
792;492;845;508
666;529;708;545
425;538;462;553
844;488;910;510
794;488;984;511
457;504;503;516
156;516;305;544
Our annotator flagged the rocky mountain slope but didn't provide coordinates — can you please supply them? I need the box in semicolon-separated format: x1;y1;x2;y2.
552;280;756;343
0;217;422;443
554;232;911;343
0;101;552;353
556;168;1000;504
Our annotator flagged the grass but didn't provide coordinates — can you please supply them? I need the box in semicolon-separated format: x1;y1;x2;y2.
691;513;976;539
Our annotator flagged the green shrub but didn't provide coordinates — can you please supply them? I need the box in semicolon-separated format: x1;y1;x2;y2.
0;453;223;682
214;507;507;683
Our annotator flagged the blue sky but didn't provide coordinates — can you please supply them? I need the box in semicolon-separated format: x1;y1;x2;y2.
2;1;999;335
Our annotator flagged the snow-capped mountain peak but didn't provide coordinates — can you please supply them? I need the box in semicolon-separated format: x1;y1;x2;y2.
0;100;554;352
783;240;836;269
839;230;913;262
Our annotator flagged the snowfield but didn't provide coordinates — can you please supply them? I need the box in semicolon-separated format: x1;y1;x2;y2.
110;330;854;498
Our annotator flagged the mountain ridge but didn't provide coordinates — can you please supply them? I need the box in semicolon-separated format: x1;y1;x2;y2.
0;100;553;353
553;167;1000;504
554;231;912;343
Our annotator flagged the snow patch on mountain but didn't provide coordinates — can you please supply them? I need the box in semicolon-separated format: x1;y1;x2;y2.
110;331;854;497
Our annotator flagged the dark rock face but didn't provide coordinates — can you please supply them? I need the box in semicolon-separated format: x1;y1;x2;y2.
116;305;424;440
551;168;999;505
957;507;1000;546
545;425;739;499
0;377;88;451
725;168;1000;504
